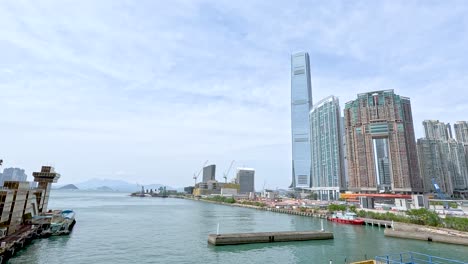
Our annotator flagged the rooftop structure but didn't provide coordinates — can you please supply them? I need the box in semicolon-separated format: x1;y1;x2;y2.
32;166;61;213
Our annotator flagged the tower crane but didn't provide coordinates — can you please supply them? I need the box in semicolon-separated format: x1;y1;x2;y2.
193;160;208;186
223;160;235;183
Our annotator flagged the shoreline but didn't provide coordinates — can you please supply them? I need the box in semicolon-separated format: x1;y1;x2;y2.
181;196;468;246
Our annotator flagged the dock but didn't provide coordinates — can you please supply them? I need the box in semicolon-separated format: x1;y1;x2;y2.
207;230;333;246
361;218;393;228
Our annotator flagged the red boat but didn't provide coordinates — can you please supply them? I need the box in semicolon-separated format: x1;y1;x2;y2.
328;212;364;225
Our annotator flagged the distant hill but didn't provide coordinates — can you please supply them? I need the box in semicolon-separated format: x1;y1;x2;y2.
58;184;79;190
96;186;114;191
74;178;178;192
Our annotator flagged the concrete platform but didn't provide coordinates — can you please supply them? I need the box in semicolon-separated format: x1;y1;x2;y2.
208;230;333;246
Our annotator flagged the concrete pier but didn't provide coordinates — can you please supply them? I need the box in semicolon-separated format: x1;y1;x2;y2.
384;223;468;246
208;230;333;246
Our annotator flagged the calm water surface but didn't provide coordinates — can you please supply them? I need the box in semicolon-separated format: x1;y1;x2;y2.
10;191;468;264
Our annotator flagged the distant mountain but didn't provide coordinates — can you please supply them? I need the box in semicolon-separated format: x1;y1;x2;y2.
74;178;178;192
96;186;114;191
58;184;79;190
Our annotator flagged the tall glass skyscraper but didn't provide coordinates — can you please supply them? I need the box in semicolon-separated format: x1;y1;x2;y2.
291;52;313;188
310;96;344;199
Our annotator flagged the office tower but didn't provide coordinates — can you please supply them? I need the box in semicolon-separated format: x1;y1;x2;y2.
290;52;313;188
454;121;468;143
202;165;216;183
236;168;255;194
423;120;450;140
32;166;61;213
344;90;421;193
310;96;345;200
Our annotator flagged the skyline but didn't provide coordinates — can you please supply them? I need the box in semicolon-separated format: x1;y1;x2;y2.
2;1;468;189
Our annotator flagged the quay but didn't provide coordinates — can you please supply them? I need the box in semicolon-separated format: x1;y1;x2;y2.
207;230;333;246
384;223;468;246
0;224;48;264
361;218;393;228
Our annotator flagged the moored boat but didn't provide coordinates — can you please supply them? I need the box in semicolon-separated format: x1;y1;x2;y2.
328;212;364;225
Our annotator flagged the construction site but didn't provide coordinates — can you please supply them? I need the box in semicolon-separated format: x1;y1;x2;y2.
189;160;256;199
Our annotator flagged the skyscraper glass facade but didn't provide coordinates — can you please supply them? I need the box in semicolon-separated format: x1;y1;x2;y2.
291;52;312;188
310;96;344;199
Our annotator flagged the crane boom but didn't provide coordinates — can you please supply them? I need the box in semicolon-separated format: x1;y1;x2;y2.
223;160;235;183
193;160;209;186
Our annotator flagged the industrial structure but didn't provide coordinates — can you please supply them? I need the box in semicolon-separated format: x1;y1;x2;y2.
344;90;422;193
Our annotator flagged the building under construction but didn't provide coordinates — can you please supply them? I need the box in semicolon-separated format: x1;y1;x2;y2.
344;90;422;193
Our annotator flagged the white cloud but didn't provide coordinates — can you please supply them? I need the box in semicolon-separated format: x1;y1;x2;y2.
1;1;468;189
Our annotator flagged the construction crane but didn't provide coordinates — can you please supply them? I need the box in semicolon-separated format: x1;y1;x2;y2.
193;160;208;186
432;178;449;209
223;160;235;183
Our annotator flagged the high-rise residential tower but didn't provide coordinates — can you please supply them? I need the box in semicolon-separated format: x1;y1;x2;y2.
417;138;453;195
454;121;468;143
344;90;422;193
310;96;345;200
423;120;450;140
290;52;313;188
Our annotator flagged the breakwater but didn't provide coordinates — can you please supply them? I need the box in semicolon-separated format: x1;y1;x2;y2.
208;230;333;246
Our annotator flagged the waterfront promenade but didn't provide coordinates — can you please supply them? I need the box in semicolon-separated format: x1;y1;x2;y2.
188;196;468;246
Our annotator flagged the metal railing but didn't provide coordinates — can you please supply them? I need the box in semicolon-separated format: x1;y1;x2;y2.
375;252;466;264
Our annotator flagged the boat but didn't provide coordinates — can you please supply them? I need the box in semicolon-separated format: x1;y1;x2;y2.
33;209;76;237
327;211;364;225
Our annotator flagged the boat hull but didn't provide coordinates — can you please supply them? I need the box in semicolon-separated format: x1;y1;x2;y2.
328;217;364;225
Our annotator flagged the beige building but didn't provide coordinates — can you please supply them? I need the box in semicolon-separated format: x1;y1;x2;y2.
344;90;422;193
0;166;60;235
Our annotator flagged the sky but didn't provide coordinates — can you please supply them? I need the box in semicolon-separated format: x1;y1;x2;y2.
1;1;468;189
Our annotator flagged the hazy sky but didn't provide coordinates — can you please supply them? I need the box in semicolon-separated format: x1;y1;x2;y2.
1;1;468;189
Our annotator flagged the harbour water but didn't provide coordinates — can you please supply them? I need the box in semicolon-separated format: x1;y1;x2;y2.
10;191;467;264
